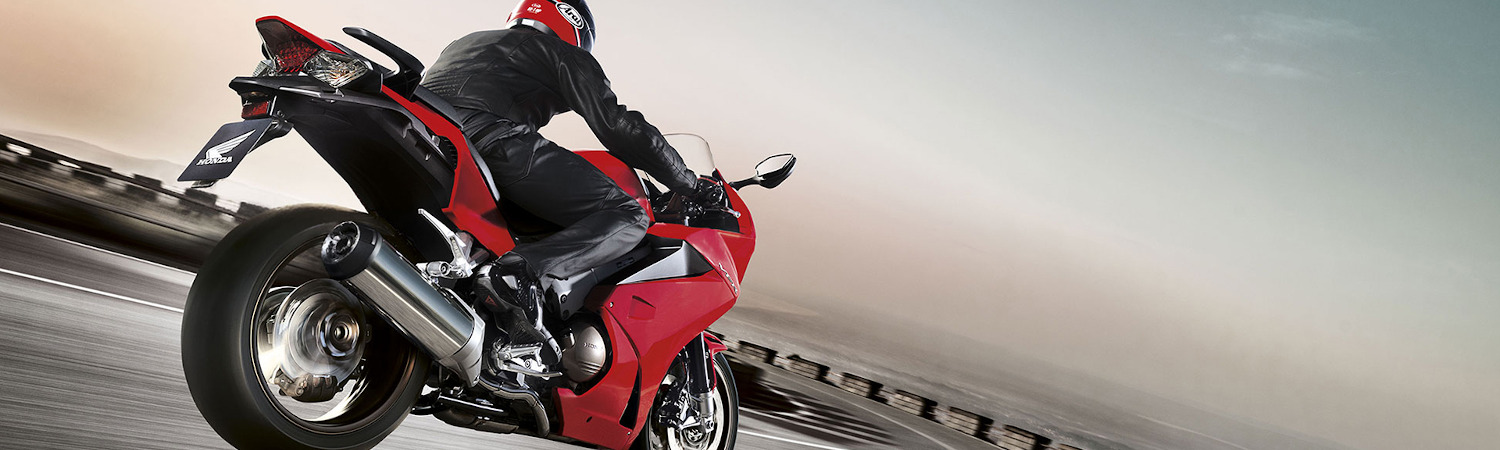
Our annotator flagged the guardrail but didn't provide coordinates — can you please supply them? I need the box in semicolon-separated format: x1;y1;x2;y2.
711;333;1087;450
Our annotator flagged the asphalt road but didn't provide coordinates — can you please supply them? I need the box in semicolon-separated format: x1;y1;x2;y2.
0;220;990;450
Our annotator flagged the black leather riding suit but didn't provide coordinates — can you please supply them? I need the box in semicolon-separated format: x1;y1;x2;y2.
422;28;697;280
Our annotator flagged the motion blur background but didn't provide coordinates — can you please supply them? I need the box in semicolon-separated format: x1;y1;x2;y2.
2;1;1496;449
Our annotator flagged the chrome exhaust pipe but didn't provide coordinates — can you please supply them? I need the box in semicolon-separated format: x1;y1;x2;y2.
321;221;485;385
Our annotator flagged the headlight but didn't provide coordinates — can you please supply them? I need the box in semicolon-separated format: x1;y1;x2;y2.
302;50;373;89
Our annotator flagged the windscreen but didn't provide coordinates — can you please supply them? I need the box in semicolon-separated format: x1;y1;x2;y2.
666;133;716;175
640;133;717;193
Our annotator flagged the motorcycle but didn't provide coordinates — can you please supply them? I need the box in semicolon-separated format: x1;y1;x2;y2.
176;16;795;450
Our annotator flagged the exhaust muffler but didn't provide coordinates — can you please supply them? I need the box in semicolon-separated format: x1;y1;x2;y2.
321;221;485;385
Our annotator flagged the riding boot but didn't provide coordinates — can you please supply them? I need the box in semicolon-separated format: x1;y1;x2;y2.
474;253;547;348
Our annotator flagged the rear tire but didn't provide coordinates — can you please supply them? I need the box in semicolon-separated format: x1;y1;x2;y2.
182;205;429;450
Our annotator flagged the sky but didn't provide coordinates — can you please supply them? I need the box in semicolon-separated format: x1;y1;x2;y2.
2;1;1498;449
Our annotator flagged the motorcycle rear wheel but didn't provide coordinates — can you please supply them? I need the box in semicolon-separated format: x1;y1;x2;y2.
182;205;429;450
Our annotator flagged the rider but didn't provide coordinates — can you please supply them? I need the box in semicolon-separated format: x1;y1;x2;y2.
421;0;723;350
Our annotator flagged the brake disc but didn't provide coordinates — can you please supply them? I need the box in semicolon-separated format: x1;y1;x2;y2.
267;279;370;402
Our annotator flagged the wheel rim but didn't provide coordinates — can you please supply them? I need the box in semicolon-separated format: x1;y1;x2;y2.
665;389;726;450
650;363;733;450
247;237;420;433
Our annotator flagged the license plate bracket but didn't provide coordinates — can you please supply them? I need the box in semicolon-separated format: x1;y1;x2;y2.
177;118;282;182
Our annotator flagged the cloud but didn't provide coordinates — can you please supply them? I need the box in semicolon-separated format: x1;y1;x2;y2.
1222;56;1317;80
1245;12;1373;46
1213;13;1371;80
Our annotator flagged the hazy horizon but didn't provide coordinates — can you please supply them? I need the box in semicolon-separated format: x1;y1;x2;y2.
3;1;1497;449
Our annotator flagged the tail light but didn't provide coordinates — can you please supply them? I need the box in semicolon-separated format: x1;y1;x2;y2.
257;20;324;75
253;18;379;91
303;51;373;89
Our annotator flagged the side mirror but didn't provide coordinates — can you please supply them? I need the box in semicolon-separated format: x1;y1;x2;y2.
731;154;796;190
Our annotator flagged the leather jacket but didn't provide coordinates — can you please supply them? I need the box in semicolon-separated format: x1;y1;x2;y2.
422;28;698;194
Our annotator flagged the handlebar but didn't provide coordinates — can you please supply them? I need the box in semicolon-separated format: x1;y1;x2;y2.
652;190;741;228
678;199;740;219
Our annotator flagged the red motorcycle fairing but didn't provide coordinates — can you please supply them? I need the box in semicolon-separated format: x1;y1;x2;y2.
546;184;752;448
384;85;517;255
556;226;740;448
714;182;758;281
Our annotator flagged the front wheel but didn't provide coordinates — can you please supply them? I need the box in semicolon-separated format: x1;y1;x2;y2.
181;205;429;450
636;352;740;450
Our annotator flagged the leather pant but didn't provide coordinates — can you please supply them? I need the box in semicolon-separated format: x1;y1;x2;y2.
458;109;648;280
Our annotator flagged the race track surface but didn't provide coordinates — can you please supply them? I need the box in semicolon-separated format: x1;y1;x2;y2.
0;220;991;450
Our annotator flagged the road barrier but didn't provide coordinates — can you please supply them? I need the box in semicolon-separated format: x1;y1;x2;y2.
836;373;884;400
28;149;60;163
133;174;162;188
737;341;778;364
994;425;1052;450
0;133;1091;450
70;168;106;185
18;155;54;171
723;338;1086;450
0;135;265;220
0;134;270;269
786;355;832;384
123;183;160;201
943;406;995;439
181;188;219;210
888;389;939;419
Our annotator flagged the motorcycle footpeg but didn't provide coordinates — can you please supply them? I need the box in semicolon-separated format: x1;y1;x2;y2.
497;342;543;360
491;343;561;378
499;363;562;378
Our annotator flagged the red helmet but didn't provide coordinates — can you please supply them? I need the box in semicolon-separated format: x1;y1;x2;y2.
507;0;596;52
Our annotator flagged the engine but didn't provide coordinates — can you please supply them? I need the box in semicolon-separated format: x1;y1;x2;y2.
558;319;609;384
